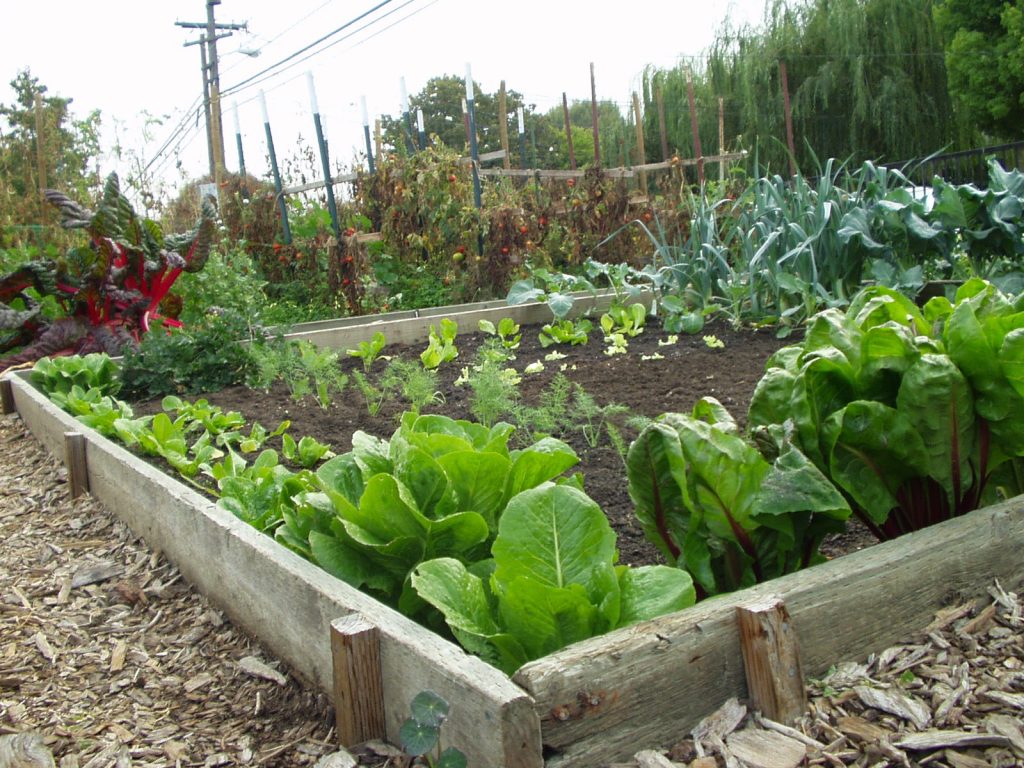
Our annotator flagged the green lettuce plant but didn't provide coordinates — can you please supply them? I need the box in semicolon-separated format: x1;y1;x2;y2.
747;279;1024;540
285;413;581;616
539;317;592;347
347;331;388;371
411;482;696;674
30;353;120;398
421;318;459;370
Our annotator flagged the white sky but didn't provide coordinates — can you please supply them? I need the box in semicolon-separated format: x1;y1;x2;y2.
1;0;767;199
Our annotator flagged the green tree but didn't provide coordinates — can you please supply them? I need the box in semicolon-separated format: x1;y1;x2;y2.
644;0;954;174
379;75;528;159
0;70;102;237
934;0;1024;142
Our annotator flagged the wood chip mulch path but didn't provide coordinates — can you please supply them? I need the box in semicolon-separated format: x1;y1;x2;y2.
2;410;1023;768
0;414;336;767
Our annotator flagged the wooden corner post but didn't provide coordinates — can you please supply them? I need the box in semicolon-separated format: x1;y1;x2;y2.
331;614;386;747
0;377;14;415
736;595;807;724
63;431;89;498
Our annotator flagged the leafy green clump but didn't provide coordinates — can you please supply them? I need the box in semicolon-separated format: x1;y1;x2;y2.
346;331;388;372
628;398;850;598
412;483;695;674
747;279;1024;538
30;353;121;399
420;318;458;370
119;311;257;400
399;691;466;768
280;412;580;619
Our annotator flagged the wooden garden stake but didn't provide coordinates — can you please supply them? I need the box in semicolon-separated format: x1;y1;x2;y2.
718;96;726;182
736;596;806;724
562;93;577;171
656;86;669;161
590;62;601;168
498;81;511;170
685;69;704;186
63;432;89;499
779;60;797;177
0;377;14;415
632;92;648;197
331;614;386;746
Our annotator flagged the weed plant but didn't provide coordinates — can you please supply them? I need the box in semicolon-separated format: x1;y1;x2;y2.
120;311;257;400
379;358;444;414
351;369;385;416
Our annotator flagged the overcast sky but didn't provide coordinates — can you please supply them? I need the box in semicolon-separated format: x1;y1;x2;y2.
1;0;767;198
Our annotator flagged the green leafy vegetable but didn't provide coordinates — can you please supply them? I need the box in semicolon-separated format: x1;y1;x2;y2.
421;318;459;370
628;398;850;597
747;280;1024;539
413;482;695;673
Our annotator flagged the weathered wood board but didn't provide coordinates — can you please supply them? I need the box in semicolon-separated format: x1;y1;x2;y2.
282;290;651;350
514;496;1024;766
7;295;1023;768
9;376;542;768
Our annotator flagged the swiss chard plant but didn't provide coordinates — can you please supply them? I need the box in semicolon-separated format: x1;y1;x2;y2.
747;280;1024;540
628;398;850;598
1;173;216;372
411;482;696;674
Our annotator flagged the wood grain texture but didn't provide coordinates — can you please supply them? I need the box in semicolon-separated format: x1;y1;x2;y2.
284;290;652;351
735;597;806;724
331;615;386;746
0;377;14;415
63;432;88;498
10;376;543;768
515;496;1024;767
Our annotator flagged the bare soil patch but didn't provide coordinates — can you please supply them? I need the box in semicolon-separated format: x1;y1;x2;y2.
179;320;797;566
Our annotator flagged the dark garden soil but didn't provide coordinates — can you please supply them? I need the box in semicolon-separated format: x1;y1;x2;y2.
151;318;875;566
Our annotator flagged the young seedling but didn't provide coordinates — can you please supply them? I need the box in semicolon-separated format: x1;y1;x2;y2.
600;302;647;340
421;318;459;370
539;318;592;347
399;691;466;768
346;331;388;371
478;317;522;353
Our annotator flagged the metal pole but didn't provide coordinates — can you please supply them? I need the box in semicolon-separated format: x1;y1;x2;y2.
416;108;426;151
232;101;246;178
361;96;376;175
308;74;341;238
517;107;526;170
465;64;484;255
400;76;415;153
260;91;291;244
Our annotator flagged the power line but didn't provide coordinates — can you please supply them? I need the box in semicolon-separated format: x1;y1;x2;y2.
227;0;433;102
220;0;394;98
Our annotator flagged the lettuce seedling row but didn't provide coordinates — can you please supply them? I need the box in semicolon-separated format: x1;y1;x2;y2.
6;295;1023;768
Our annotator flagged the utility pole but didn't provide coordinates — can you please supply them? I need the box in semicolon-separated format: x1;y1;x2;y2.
176;2;246;188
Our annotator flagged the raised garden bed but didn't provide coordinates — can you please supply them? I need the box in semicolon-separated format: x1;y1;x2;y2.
5;296;1024;768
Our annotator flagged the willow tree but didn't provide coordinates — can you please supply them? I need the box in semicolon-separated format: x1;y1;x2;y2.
643;0;954;175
